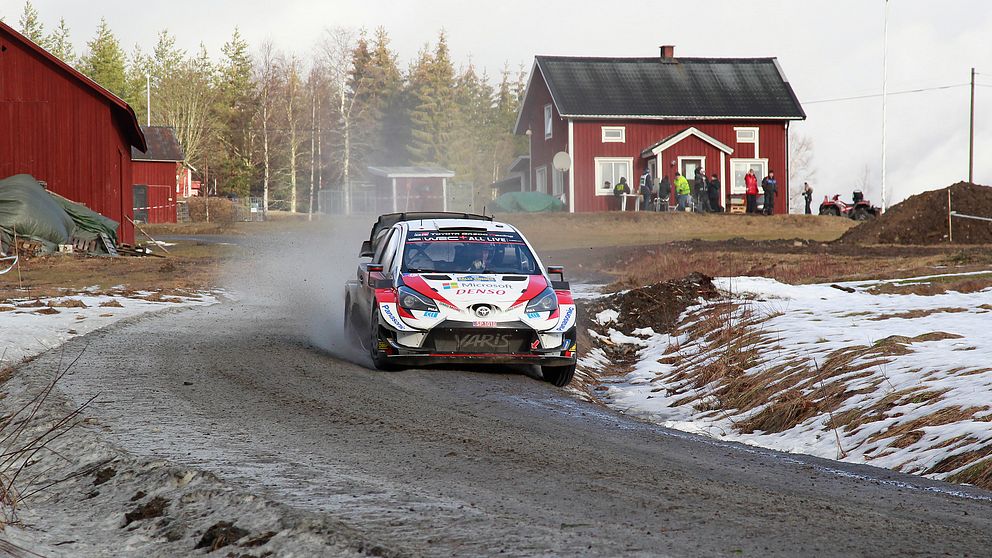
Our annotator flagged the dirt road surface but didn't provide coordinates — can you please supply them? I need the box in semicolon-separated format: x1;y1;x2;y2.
23;226;992;556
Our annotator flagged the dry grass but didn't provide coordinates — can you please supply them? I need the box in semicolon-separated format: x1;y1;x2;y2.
502;212;855;251
0;240;235;301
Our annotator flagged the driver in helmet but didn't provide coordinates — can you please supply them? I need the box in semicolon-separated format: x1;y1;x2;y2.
460;243;493;272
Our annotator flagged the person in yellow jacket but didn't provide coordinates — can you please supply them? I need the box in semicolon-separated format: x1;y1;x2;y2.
674;172;690;211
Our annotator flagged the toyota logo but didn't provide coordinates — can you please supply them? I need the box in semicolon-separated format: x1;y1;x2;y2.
474;305;493;318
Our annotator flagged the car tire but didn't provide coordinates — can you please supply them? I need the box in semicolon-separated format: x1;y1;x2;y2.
542;363;576;387
369;308;401;371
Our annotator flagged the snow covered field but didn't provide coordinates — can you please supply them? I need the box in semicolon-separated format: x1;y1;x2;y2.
1;289;220;365
584;273;992;486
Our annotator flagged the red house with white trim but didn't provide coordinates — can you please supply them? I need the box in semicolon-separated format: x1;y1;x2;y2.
514;46;805;213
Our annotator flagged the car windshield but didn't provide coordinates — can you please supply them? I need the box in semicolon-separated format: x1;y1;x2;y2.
402;229;539;274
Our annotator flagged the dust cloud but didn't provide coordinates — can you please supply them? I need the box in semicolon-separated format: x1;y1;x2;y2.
221;215;371;366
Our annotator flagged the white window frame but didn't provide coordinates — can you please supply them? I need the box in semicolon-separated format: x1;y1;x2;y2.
729;158;768;195
535;165;548;194
601;126;626;143
677;156;707;181
552;168;565;198
594;157;634;196
734;127;760;157
543;104;553;140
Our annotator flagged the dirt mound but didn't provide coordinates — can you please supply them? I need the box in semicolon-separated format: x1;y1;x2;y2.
583;272;721;336
839;182;992;245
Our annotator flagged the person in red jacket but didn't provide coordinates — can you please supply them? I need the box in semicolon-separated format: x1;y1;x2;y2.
744;169;759;214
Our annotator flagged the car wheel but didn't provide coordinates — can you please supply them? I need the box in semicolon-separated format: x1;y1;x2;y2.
851;207;870;221
542;363;576;387
369;308;401;371
344;297;363;348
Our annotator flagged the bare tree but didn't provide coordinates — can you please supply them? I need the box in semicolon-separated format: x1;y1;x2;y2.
277;53;305;213
307;64;323;220
158;45;216;171
321;27;371;212
788;131;817;213
255;41;277;217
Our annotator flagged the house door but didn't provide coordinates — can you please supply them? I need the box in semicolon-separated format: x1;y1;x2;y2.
133;185;148;223
680;158;703;181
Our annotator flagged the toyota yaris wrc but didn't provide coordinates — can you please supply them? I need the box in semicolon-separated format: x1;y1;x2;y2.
344;212;578;386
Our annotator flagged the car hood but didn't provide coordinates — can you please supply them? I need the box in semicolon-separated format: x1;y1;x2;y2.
401;273;547;311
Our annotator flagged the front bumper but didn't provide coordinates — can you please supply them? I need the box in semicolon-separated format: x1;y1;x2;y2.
377;322;578;367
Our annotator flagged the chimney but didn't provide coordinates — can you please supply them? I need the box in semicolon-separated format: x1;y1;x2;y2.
660;45;675;60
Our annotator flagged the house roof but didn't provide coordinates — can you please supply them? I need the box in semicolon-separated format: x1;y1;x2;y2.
508;156;530;174
368;166;455;178
0;21;146;152
131;126;185;162
515;55;805;133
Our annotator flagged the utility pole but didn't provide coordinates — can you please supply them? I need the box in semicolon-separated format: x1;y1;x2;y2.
880;0;889;212
969;67;975;183
145;73;151;126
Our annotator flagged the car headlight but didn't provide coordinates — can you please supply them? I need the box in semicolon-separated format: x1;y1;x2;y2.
525;287;558;314
397;286;439;312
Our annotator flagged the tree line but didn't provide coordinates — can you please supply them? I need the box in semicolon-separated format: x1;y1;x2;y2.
13;1;528;213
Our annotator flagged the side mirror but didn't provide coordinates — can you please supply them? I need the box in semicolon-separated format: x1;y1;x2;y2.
548;265;569;290
359;240;373;258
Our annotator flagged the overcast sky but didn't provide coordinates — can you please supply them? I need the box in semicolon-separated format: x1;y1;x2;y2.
3;0;991;207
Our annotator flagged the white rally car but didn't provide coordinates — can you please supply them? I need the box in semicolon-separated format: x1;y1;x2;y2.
344;212;577;386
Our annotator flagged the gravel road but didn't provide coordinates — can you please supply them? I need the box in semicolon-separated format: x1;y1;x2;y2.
33;228;992;556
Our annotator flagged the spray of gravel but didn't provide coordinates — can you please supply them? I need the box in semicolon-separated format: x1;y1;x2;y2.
222;215;372;366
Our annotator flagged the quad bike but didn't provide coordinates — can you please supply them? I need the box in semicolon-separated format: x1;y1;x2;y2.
818;190;881;221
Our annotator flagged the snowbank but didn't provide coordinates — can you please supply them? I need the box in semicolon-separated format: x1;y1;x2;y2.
585;273;992;486
1;290;219;366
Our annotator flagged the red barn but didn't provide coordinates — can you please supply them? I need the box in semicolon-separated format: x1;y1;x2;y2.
0;21;146;244
132;126;186;223
514;46;805;213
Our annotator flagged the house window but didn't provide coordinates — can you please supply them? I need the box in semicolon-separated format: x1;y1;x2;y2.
544;104;553;139
594;157;633;196
535;166;548;193
601;126;625;143
552;168;564;199
735;128;757;143
729;159;768;194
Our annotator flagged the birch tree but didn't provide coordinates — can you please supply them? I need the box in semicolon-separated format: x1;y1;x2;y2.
255;41;277;216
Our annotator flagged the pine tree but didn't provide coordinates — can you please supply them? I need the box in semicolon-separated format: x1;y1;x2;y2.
367;27;405;166
80;18;127;98
18;1;47;48
406;30;455;165
212;28;257;196
47;18;75;66
123;45;152;124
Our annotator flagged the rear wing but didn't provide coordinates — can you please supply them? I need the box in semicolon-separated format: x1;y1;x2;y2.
360;212;493;258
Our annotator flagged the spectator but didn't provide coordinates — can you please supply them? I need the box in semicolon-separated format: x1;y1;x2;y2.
708;173;723;212
640;168;653;211
803;182;813;214
659;175;672;211
761;170;778;215
674;172;690;211
693;168;710;213
613;177;630;210
744;169;759;214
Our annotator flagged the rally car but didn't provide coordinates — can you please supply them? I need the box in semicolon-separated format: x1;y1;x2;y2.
344;212;577;386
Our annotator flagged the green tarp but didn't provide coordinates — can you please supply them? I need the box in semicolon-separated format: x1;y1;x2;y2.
494;191;566;213
0;174;118;254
